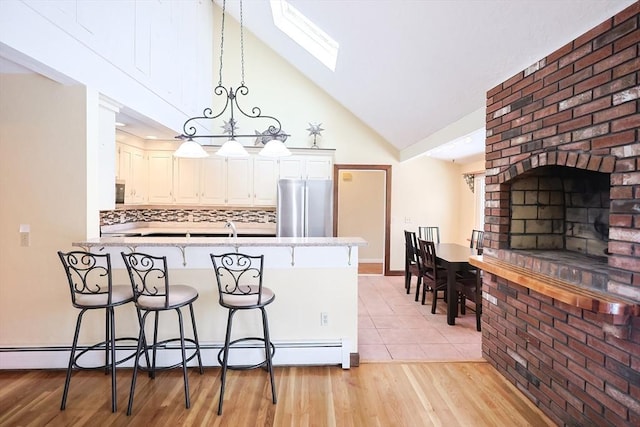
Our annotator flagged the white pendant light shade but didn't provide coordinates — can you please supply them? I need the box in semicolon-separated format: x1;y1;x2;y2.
174;139;209;158
216;138;249;157
259;140;292;157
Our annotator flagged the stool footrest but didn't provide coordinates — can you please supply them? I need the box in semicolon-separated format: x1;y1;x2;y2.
218;336;276;371
136;337;201;372
71;337;140;370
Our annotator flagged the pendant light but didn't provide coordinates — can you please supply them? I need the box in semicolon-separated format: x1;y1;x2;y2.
174;0;289;158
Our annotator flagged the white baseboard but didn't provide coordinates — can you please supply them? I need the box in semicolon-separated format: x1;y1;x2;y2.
0;339;352;370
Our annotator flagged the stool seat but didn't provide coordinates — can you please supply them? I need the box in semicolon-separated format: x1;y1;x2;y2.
74;285;133;307
136;285;198;310
220;286;275;307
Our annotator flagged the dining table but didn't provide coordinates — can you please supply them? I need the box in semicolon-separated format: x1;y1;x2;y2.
435;243;478;325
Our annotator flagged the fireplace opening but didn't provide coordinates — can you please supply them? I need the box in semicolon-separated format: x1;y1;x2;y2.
509;165;610;261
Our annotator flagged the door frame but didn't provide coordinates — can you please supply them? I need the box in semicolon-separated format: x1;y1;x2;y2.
333;164;392;276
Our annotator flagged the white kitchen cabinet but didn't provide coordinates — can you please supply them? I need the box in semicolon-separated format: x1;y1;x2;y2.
118;143;147;204
172;157;200;204
253;157;279;206
278;154;333;180
199;156;226;205
173;155;226;205
147;151;174;203
278;156;306;179
226;157;253;206
305;155;333;180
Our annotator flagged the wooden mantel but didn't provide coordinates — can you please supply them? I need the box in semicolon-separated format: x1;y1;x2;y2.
469;255;640;318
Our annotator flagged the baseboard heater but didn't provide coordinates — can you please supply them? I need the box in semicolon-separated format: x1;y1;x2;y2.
0;339;352;370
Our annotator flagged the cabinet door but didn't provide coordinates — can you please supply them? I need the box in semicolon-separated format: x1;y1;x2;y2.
120;145;147;204
147;151;174;203
226;157;253;206
253;157;278;206
200;156;227;205
306;156;333;180
173;157;200;204
279;156;305;179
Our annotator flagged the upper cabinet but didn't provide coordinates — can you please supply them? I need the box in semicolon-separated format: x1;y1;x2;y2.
115;144;334;207
117;143;147;204
279;154;333;180
147;150;174;204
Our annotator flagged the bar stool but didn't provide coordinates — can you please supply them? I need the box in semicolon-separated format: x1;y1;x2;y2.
210;252;277;415
121;252;204;416
57;250;136;412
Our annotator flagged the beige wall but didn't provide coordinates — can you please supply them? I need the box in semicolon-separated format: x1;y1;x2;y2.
0;73;88;345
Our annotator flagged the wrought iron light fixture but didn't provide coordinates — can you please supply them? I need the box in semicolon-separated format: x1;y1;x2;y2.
174;0;290;158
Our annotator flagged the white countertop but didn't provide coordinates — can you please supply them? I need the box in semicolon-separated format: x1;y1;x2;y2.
75;236;367;248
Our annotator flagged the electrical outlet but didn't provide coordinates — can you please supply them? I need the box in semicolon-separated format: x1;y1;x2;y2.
320;312;329;326
20;232;30;247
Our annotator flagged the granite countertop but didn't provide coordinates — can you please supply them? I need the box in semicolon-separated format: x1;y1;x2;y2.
101;221;276;236
75;236;367;248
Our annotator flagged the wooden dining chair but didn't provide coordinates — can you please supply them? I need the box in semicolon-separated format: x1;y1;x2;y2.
418;226;440;244
456;268;482;331
403;230;422;295
417;239;448;310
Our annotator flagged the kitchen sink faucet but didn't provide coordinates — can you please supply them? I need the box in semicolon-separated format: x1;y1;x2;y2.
225;221;237;239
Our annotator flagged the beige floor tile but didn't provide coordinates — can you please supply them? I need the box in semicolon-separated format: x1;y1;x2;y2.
358;274;482;362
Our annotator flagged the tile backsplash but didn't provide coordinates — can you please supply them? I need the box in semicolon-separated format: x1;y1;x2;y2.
101;208;276;226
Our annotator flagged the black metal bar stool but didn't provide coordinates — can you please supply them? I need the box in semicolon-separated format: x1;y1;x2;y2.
210;252;277;415
57;250;137;412
121;252;204;416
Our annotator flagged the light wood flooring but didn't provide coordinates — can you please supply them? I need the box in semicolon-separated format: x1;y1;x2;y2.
0;363;553;426
0;275;548;426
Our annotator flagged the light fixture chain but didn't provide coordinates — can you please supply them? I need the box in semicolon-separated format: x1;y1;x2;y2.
218;0;227;86
239;0;245;85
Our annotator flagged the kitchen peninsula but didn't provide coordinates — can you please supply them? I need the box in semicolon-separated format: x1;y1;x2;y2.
74;235;366;368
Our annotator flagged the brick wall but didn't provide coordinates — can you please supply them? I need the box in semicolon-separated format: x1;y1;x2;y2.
484;2;640;300
482;273;640;426
481;3;640;426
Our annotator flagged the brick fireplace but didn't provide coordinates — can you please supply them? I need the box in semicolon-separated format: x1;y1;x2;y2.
476;3;640;426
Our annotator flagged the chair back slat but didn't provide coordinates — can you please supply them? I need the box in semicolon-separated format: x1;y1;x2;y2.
58;251;112;306
418;226;440;244
121;252;170;306
417;239;441;280
403;230;419;264
211;253;264;304
470;229;484;254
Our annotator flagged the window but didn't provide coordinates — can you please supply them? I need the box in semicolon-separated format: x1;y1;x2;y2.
270;0;339;71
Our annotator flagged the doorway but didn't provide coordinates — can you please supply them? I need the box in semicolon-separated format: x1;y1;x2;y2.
333;164;391;276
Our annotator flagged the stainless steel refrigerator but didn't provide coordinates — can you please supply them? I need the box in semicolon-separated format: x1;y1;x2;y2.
276;179;333;237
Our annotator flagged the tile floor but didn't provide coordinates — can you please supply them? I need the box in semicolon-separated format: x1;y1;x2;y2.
358;274;483;362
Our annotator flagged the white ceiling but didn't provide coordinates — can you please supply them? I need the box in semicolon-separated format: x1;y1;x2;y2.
2;1;635;164
217;0;635;162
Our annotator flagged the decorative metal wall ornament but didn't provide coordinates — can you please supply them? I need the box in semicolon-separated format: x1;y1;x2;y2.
306;122;324;149
463;173;475;193
174;0;290;158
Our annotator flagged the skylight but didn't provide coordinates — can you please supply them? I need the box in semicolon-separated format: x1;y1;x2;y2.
270;0;339;71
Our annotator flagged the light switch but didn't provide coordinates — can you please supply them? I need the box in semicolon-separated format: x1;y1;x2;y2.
19;224;30;247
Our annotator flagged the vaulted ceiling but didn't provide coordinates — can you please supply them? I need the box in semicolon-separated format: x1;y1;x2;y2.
218;0;635;162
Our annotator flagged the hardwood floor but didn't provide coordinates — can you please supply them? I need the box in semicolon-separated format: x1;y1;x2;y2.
0;364;553;426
